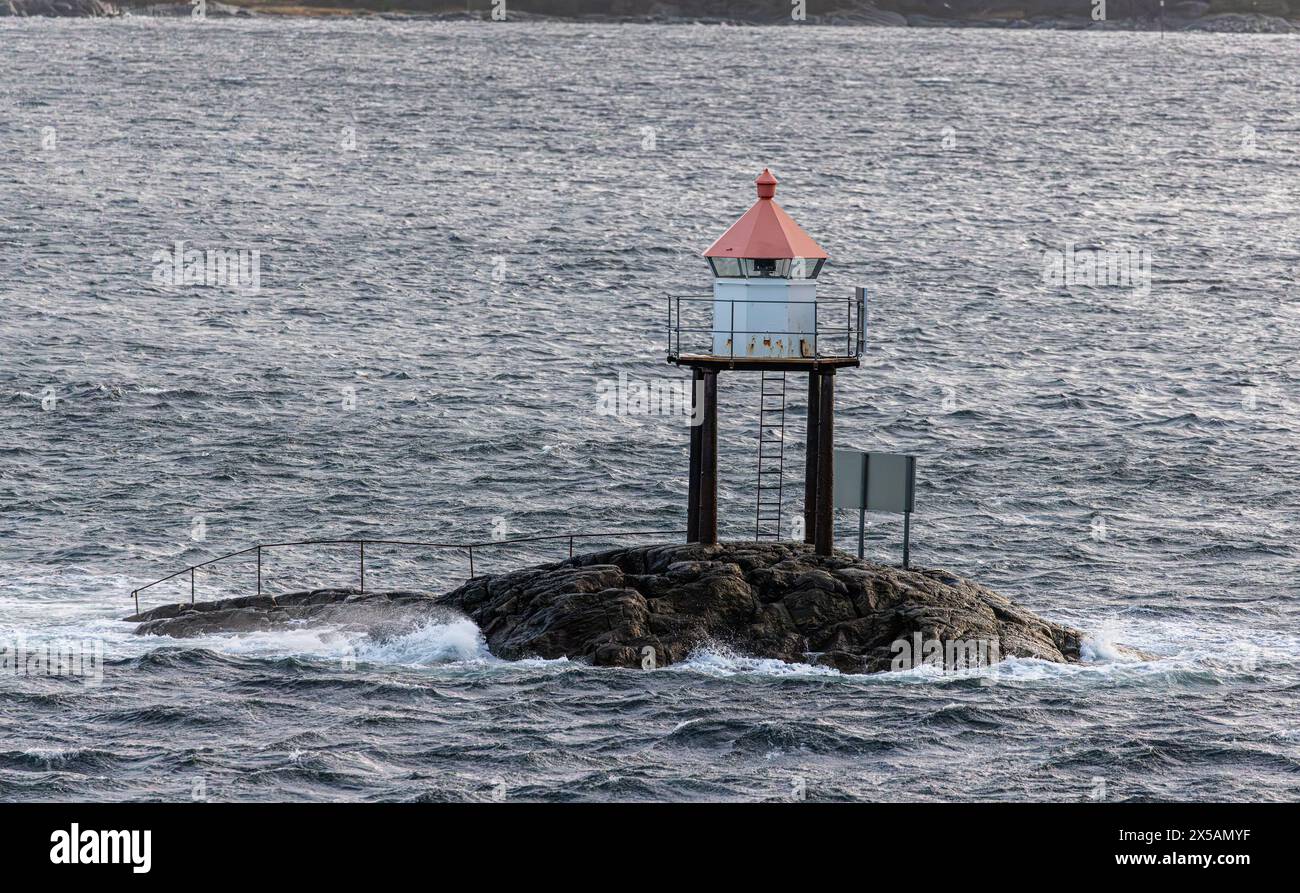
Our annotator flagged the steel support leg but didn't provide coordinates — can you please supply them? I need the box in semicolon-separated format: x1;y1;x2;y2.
803;371;820;545
699;370;719;545
814;369;835;556
687;368;704;543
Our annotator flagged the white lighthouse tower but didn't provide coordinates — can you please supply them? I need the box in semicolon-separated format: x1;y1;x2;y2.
703;169;829;359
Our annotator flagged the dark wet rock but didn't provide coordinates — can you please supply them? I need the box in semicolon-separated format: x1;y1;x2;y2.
2;0;120;14
126;543;1146;674
126;2;253;15
816;4;908;24
1173;0;1210;16
128;587;445;638
1183;12;1294;30
437;542;1093;673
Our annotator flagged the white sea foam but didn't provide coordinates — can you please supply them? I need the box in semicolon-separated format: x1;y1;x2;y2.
160;616;492;667
673;645;842;678
356;616;490;665
1080;634;1132;663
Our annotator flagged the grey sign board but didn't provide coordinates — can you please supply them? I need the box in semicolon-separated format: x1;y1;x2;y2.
867;452;915;514
833;449;918;566
833;448;866;510
834;450;915;513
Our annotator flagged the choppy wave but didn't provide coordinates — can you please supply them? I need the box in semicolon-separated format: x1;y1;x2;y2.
1;20;1298;801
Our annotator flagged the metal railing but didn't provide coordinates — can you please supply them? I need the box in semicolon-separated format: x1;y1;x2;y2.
667;290;866;362
129;529;685;616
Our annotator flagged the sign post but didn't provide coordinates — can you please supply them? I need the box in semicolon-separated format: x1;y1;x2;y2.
833;449;917;568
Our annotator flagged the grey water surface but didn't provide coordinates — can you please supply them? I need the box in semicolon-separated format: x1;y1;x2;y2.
1;18;1298;801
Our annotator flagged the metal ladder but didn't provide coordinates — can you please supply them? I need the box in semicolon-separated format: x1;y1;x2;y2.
753;371;788;540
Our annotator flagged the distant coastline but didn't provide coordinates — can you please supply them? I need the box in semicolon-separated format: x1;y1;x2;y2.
5;0;1298;32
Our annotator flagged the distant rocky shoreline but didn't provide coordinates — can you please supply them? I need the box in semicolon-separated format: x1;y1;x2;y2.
4;0;1297;32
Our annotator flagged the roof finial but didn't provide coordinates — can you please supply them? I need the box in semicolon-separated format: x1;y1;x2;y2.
755;168;777;200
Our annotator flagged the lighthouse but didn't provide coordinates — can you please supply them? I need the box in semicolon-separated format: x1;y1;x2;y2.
668;169;864;555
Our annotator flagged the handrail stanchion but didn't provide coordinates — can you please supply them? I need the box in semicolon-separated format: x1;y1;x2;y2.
730;301;735;357
257;545;262;595
469;546;475;580
814;301;819;357
190;567;195;605
359;541;365;593
845;296;850;357
860;292;866;355
133;590;139;615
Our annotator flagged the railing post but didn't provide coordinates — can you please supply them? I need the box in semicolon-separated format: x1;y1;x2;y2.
133;590;139;615
730;301;735;357
846;296;851;356
191;567;195;605
469;546;475;579
359;541;365;593
676;297;680;358
568;536;574;559
855;286;866;356
257;545;262;595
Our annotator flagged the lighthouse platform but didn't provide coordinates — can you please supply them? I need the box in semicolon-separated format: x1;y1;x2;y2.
665;289;866;370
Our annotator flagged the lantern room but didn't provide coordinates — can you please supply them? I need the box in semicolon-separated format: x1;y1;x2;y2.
703;169;829;359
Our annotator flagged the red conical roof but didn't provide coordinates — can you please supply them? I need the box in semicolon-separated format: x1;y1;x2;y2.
703;169;828;260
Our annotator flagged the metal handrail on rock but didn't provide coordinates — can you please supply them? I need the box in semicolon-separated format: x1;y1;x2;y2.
129;529;686;616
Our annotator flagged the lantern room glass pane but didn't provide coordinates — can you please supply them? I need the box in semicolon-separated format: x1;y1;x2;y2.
708;257;742;278
741;258;792;278
791;258;825;280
